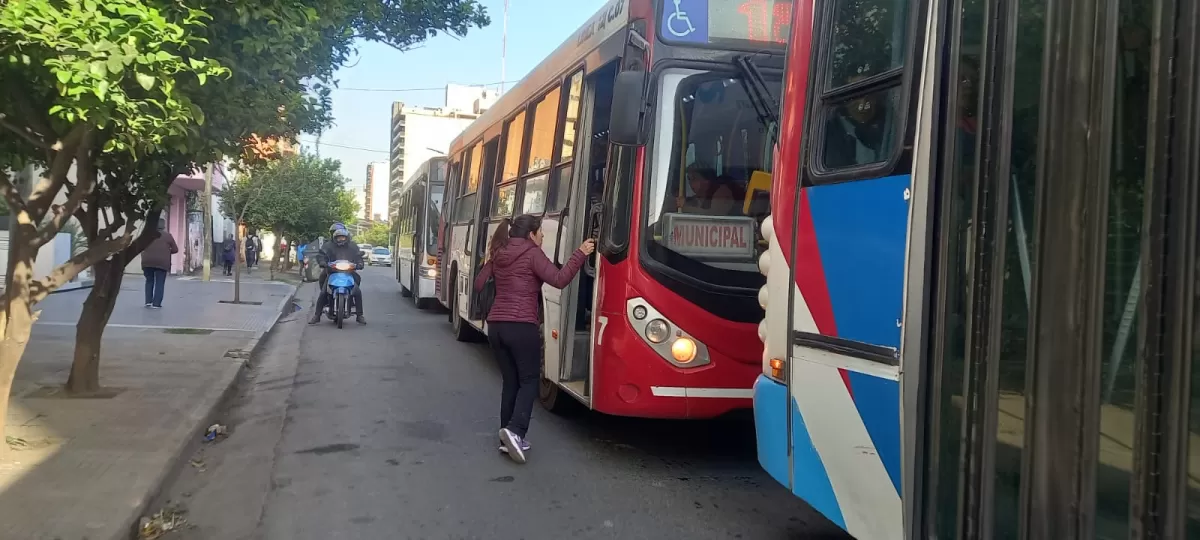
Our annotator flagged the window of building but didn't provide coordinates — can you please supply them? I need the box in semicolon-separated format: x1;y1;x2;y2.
502;111;527;182
527;87;562;173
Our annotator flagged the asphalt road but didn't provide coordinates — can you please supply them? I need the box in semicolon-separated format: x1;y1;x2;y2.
162;266;849;540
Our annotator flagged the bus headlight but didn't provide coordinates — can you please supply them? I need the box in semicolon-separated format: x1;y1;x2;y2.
645;319;670;343
671;338;698;363
423;267;437;278
626;298;711;369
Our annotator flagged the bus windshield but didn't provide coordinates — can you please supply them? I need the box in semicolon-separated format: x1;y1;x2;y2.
427;183;444;254
644;68;781;293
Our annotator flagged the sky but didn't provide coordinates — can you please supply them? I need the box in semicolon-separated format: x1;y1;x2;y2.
298;0;610;218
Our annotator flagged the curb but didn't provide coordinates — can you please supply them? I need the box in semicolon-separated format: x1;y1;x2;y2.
123;282;300;540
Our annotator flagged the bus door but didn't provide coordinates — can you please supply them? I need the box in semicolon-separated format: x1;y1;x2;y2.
552;62;620;398
468;137;501;321
903;0;1200;536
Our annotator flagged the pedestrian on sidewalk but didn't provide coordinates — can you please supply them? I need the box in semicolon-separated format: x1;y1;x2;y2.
142;219;178;309
221;233;236;276
474;214;594;464
245;232;259;270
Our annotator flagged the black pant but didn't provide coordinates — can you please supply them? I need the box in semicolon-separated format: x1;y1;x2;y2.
488;322;541;438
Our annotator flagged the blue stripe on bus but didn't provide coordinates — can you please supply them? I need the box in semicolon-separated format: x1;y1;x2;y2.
804;174;911;349
753;375;790;488
845;371;902;494
790;396;847;529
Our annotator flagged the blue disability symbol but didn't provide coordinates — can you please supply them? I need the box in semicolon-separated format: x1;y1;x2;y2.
662;0;709;43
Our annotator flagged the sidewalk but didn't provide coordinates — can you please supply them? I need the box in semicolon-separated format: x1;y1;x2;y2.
1;277;297;540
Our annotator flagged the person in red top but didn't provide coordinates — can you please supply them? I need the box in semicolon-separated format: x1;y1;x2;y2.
474;214;594;463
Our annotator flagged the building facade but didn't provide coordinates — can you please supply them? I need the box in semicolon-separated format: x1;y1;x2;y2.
365;161;387;222
388;87;496;222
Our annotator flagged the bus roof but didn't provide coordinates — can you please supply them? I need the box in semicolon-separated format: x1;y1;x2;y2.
448;0;632;156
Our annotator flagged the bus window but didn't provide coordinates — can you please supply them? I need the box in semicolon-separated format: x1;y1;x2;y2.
467;141;483;193
813;0;910;174
492;182;516;217
559;71;583;162
821;85;901;168
646;68;782;291
520;173;548;214
826;0;908;88
527;87;561;173
502;111;527;182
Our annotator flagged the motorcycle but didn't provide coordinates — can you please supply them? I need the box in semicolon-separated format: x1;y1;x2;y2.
325;259;359;329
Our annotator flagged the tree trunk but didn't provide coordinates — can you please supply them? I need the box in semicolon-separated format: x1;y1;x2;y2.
66;258;124;394
270;236;283;281
233;224;243;303
0;247;40;453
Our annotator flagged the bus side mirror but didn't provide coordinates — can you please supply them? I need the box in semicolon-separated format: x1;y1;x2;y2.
609;71;648;146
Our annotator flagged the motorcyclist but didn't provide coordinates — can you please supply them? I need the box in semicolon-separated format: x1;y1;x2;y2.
309;224;366;325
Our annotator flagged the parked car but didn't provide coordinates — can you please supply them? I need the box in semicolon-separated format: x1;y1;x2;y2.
368;247;392;266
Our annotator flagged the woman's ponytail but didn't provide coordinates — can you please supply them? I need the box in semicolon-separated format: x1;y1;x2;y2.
487;218;511;262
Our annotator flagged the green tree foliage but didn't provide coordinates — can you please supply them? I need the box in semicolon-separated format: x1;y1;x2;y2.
0;0;491;409
219;153;357;277
359;221;391;248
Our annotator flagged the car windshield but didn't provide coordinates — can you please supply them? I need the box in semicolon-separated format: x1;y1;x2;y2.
644;68;781;293
373;248;389;255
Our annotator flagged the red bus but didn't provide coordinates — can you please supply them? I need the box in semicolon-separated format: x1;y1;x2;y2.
434;0;788;418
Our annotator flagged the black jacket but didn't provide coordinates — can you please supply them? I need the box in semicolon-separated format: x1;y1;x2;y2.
320;240;363;267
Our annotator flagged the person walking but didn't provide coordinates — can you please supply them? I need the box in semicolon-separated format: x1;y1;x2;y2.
141;219;178;309
245;232;259;270
221;233;236;276
473;214;594;463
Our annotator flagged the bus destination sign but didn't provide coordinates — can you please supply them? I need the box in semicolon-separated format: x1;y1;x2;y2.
662;214;757;260
660;0;792;46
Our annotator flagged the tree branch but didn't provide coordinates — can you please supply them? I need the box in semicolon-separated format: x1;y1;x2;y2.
32;130;96;246
0;113;51;150
0;172;29;216
30;230;135;303
28;124;89;223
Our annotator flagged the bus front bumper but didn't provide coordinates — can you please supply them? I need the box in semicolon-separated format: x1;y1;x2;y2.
754;374;790;490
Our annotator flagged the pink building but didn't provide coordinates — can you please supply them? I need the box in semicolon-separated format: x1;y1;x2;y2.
127;163;230;275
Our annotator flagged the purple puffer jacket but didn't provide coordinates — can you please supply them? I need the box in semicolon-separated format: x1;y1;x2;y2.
474;238;587;324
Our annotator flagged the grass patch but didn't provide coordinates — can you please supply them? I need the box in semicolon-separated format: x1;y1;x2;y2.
163;328;214;335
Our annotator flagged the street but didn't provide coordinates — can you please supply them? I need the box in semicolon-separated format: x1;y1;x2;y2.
157;266;847;540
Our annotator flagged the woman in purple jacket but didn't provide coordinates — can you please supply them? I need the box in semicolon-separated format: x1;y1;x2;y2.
475;214;594;463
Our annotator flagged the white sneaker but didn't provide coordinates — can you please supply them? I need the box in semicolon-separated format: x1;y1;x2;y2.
499;428;527;463
498;436;530;454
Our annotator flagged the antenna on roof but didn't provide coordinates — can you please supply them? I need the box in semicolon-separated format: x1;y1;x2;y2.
501;0;508;94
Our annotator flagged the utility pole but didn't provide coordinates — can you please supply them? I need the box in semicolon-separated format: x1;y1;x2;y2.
500;0;508;94
201;163;213;281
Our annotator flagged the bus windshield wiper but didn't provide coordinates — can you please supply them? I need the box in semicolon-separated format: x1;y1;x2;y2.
734;55;779;129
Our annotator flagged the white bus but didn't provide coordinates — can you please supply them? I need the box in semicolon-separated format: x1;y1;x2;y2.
393;156;446;310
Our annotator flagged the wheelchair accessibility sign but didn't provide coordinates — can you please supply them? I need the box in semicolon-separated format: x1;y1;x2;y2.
661;0;709;43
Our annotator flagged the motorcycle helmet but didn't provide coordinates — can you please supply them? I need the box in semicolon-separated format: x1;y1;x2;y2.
332;226;350;246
